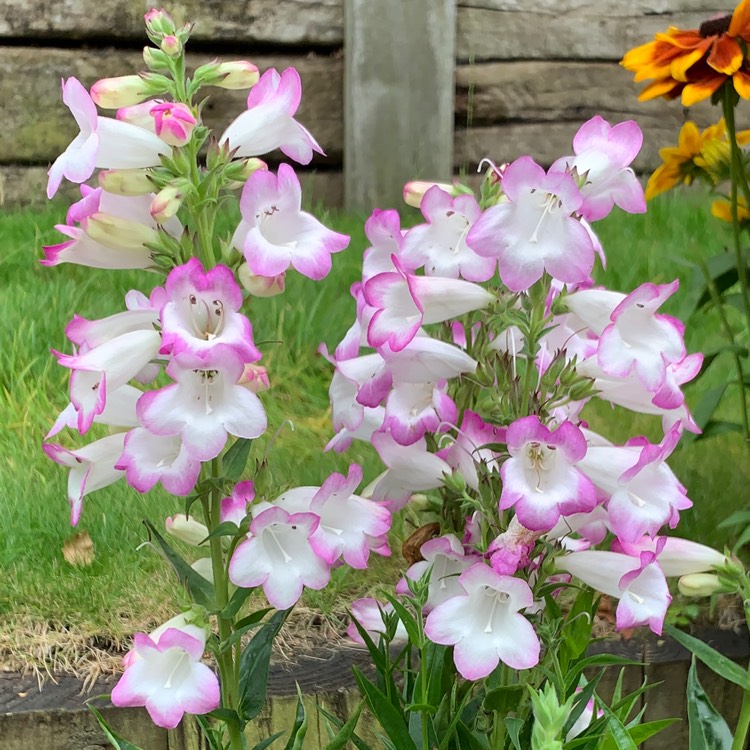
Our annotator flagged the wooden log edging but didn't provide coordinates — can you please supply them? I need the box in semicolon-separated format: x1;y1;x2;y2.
1;628;747;749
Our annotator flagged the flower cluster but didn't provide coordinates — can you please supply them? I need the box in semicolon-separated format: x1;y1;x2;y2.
40;10;382;736
331;116;723;681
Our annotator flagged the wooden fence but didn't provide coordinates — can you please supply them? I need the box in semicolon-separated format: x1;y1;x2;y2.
0;1;741;209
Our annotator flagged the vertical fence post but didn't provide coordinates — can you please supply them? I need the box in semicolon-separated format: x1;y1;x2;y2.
344;0;457;212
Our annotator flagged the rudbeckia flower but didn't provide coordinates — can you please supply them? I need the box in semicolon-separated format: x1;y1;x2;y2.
621;1;750;106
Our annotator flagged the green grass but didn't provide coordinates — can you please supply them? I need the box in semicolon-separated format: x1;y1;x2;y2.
0;188;748;669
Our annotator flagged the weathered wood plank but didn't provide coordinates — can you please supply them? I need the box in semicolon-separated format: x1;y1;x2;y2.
0;47;342;165
344;0;457;211
458;1;725;12
0;166;343;208
456;5;730;61
0;1;344;45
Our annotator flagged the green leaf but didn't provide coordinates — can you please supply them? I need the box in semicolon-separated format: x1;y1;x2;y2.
505;716;525;750
318;706;373;750
664;624;750;689
238;609;289;721
701;420;745;439
717;509;750;529
200;521;240;544
224;437;253;480
683;384;728;443
282;685;309;750
687;657;734;749
626;719;678;745
250;732;285;750
322;699;365;750
353;666;417;750
602;708;638;750
221;588;263;621
88;705;145;750
143;519;215;608
382;592;422;647
483;684;524;713
564;672;603;736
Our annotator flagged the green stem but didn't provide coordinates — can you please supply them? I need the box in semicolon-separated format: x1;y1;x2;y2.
519;277;549;418
731;580;750;750
203;457;244;750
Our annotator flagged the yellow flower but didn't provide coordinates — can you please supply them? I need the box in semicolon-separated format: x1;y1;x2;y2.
711;195;750;222
621;0;750;107
646;118;750;199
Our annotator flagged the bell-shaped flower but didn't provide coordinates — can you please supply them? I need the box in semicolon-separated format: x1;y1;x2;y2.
557;549;671;634
121;612;204;669
55;329;162;433
219;67;324;164
326;404;386;454
546;505;610;549
488;517;542;574
221;481;256;525
401;186;496;281
348;598;408;645
404;534;478;610
272;464;392;568
160;258;260;362
437;410;505;490
46;384;141;439
577;425;691;543
150;102;197;147
232;164;349;280
364;256;495;352
549;116;646;222
613;535;727;577
500;416;598;532
48;77;170;198
228;506;331;609
424;563;540;679
383;380;457;446
111;626;219;729
138;346;267;462
164;514;209;546
116;429;202;496
596;281;686;392
466;156;595;292
362;209;406;280
369;432;451;510
43;433;126;525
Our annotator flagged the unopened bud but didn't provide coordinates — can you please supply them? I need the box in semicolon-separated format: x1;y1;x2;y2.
678;573;724;598
402;180;457;208
199;60;260;90
238;264;286;297
151;101;197;147
151;184;185;223
225;158;268;188
161;34;182;57
238;363;270;393
165;514;209;546
86;213;160;250
143;46;170;71
91;75;151;109
144;8;176;37
98;169;153;196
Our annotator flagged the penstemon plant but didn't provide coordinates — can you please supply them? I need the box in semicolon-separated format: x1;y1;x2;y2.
41;8;390;750
322;116;745;748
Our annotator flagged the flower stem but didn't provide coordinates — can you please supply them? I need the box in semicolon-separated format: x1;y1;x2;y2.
731;580;750;750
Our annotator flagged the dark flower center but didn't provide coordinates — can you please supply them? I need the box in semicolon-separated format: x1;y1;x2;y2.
699;14;732;38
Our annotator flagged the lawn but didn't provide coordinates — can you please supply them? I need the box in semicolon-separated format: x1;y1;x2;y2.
0;187;748;675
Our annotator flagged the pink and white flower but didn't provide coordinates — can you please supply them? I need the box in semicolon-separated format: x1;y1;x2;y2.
219;67;324;164
47;77;170;198
232;164;349;280
228;506;330;609
401;186;496;281
150;102;197;147
137;346;267;461
425;563;540;679
550;116;646;222
111;626;219;729
467;156;595;292
348;598;408;644
382;380;457;446
160;258;261;362
362;209;405;280
221;481;256;525
500;416;598;532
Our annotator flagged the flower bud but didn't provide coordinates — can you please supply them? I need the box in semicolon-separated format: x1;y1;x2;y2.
678;573;724;598
165;514;209;546
191;558;214;583
91;75;151;109
98;169;153;196
150;184;185;223
207;61;260;90
225;158;268;188
238;363;270;393
238;264;286;297
160;34;182;57
402;180;457;208
85;213;160;250
117;100;160;131
144;8;176;37
150;102;197;147
143;46;170;71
